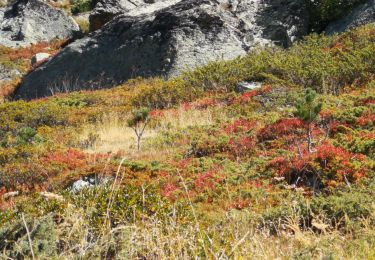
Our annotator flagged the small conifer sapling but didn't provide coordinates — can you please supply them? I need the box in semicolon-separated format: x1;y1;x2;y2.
127;107;150;151
295;88;322;153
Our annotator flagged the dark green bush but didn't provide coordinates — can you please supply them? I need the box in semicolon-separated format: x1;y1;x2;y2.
14;127;41;145
70;0;99;14
307;0;367;32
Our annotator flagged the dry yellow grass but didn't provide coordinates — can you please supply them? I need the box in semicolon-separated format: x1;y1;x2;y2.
158;106;214;130
80;113;156;155
15;206;374;259
79;107;215;157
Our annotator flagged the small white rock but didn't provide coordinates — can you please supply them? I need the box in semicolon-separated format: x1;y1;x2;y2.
3;191;19;200
31;53;51;66
235;81;262;93
39;192;64;201
71;180;92;193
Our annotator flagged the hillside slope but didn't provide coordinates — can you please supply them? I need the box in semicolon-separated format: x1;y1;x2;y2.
0;25;374;258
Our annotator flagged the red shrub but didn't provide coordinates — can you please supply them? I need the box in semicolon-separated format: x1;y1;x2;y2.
191;98;219;110
161;182;179;200
42;149;87;170
258;118;305;141
268;143;369;186
228;198;251;210
0;162;51;191
355;97;375;106
181;102;192;111
149;109;165;119
194;170;223;192
232;85;272;104
175;158;192;169
225;119;257;134
228;136;255;157
356;112;375;127
269;153;311;179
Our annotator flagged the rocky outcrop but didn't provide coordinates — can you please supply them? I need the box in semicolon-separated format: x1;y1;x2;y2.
89;0;182;31
15;0;309;100
326;0;375;34
0;0;79;48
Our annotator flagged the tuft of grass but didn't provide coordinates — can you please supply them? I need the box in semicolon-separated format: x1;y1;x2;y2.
74;16;90;34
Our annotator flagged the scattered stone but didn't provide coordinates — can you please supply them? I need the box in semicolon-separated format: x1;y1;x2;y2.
70;175;112;193
3;191;19;200
71;179;93;192
235;81;262;93
31;53;51;66
273;176;286;182
0;0;80;48
39;191;64;201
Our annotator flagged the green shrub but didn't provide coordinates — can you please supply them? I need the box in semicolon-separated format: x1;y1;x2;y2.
0;100;69;131
70;0;98;14
130;77;198;109
311;189;375;228
186;127;230;158
69;184;190;228
0;215;58;259
261;189;375;232
14;127;42;145
180;25;375;95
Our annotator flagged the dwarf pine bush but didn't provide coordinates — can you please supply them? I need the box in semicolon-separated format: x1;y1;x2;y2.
180;25;375;96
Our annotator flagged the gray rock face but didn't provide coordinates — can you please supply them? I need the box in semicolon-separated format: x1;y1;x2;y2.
15;0;309;100
0;0;80;48
89;0;181;31
0;64;21;82
326;0;375;34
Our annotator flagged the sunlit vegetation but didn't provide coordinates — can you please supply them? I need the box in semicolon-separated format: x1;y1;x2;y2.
0;40;67;101
0;25;374;258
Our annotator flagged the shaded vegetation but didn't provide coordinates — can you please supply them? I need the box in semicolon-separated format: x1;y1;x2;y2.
307;0;368;32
